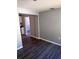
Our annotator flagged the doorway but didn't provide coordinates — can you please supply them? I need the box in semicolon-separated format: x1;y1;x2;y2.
19;15;31;36
19;14;38;37
19;14;38;47
24;16;31;36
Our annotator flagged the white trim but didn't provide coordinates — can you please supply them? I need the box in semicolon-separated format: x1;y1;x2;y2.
37;15;40;37
17;7;39;15
30;35;61;46
17;46;23;50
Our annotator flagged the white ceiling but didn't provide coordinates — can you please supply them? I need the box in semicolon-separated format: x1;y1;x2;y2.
17;0;61;12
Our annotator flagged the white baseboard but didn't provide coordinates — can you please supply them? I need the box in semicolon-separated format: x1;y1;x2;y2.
17;46;23;50
30;35;61;46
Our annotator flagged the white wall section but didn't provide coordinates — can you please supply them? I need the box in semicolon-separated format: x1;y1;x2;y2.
17;15;23;50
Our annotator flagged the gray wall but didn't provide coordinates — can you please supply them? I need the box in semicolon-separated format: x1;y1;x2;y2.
39;8;61;44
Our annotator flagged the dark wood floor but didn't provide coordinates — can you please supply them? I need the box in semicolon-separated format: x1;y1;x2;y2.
17;35;61;59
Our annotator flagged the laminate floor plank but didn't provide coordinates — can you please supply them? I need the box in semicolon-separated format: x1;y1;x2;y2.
17;35;61;59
